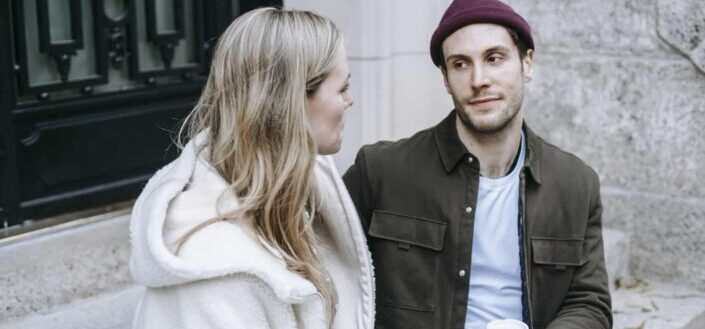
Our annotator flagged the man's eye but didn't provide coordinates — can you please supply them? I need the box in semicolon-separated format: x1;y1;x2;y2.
488;55;502;63
453;61;467;69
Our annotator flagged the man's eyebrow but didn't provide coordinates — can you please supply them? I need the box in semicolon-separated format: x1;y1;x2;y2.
445;45;512;62
445;53;472;62
484;45;511;55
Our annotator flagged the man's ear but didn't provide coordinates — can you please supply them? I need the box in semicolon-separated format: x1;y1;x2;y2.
522;49;534;81
440;65;452;94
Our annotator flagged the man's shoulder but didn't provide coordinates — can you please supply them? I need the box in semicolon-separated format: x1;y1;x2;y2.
358;126;437;164
532;134;600;188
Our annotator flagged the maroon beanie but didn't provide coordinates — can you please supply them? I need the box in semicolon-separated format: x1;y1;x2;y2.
430;0;534;66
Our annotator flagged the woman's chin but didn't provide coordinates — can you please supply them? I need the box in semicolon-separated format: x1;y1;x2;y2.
317;139;342;155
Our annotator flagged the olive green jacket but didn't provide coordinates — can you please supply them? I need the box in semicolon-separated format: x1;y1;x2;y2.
343;111;612;329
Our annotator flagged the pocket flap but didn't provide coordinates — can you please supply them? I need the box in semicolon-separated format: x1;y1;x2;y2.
531;236;586;266
369;210;446;251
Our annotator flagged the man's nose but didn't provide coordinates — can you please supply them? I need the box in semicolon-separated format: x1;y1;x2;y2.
471;64;491;90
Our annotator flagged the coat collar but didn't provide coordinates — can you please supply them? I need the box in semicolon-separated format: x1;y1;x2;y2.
130;132;375;321
130;133;317;303
433;110;542;184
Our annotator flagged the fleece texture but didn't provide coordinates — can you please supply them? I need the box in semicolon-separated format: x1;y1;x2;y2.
129;134;375;329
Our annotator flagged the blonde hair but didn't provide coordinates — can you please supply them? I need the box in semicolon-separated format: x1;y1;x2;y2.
178;7;342;324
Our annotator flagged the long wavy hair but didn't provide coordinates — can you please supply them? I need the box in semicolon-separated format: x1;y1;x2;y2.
177;7;342;323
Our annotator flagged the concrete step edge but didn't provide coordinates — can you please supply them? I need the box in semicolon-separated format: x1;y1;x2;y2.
0;285;142;329
603;228;631;291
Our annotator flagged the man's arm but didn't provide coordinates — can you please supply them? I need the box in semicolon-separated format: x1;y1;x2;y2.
547;173;612;329
342;147;375;233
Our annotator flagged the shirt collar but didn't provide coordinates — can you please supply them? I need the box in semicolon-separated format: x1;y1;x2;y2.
433;110;543;185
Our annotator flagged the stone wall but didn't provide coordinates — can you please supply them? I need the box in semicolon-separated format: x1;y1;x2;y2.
508;0;705;288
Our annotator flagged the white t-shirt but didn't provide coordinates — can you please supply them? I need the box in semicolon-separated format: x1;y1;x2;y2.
465;132;526;329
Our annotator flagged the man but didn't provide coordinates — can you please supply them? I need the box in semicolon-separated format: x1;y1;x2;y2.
342;0;612;328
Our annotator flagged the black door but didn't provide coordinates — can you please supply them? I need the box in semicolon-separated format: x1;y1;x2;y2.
0;0;281;228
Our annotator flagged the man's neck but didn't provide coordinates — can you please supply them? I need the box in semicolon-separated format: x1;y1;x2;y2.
455;114;523;179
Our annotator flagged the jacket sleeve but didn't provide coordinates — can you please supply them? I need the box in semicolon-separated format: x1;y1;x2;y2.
547;173;612;329
167;274;294;329
342;146;375;233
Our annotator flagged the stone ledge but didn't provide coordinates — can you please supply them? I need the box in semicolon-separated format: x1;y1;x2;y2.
0;286;141;329
0;214;132;321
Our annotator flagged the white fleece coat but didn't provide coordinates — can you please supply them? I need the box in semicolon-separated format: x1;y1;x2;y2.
129;135;375;329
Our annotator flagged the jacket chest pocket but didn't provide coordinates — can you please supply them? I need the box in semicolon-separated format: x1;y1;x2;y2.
532;237;586;268
530;236;587;325
368;210;446;312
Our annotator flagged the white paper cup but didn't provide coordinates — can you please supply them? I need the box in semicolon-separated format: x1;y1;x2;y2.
486;319;529;329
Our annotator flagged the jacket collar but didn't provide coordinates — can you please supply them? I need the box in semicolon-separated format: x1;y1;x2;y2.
433;110;542;184
523;125;543;185
433;110;472;173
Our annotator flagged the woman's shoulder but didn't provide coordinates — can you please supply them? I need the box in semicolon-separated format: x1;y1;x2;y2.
134;270;300;328
176;220;318;302
176;219;261;263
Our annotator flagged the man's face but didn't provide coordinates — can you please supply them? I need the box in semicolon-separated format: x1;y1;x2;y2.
441;23;533;134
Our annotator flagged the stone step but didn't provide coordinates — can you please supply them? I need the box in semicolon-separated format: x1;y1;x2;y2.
0;213;132;323
612;279;705;329
683;311;705;329
603;228;631;291
3;226;700;329
604;229;705;328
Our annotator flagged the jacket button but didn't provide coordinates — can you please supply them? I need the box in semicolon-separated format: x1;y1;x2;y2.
465;206;473;213
459;269;466;277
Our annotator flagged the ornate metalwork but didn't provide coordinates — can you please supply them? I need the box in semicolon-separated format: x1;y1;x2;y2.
128;0;204;81
13;0;107;98
95;1;130;70
12;0;209;99
108;27;126;69
145;0;184;69
36;0;83;82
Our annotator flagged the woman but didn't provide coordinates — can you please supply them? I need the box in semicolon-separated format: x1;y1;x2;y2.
129;8;374;329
